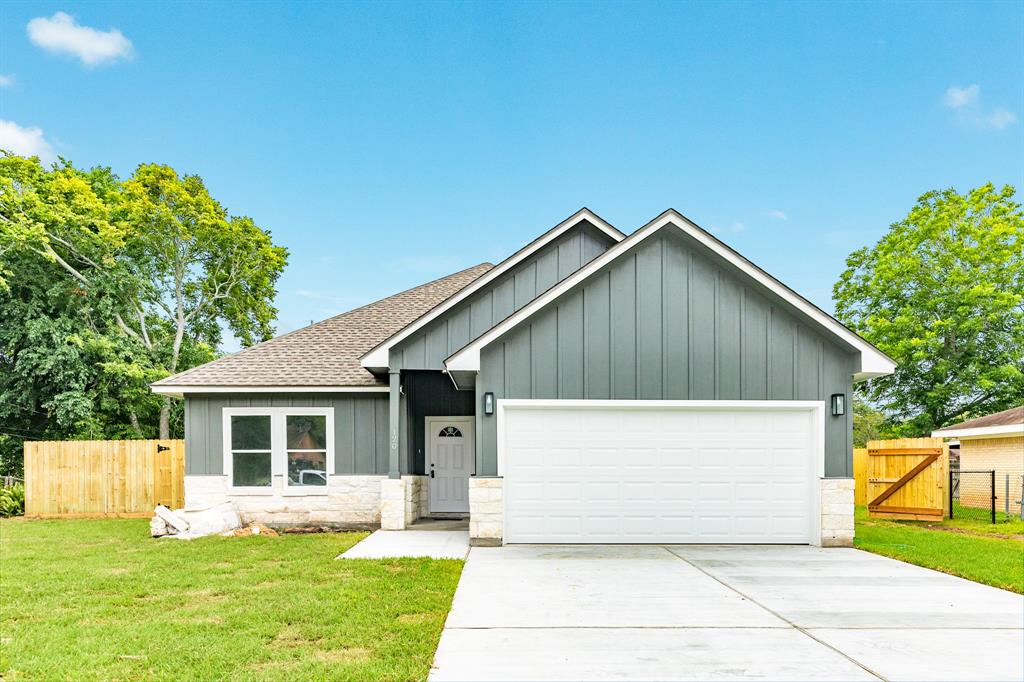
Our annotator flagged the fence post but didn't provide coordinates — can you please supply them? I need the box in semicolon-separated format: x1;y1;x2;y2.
991;469;996;524
1006;474;1010;517
949;469;954;520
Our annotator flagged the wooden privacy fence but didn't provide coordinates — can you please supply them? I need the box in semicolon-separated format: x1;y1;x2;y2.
24;439;184;518
853;447;868;505
866;437;949;521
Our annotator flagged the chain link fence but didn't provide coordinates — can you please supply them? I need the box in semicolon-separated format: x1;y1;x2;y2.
950;470;995;523
950;470;1023;523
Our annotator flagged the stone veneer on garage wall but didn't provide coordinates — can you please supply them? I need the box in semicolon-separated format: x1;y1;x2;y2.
820;477;855;547
468;477;503;545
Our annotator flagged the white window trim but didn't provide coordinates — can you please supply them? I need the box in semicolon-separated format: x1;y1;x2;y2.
222;407;334;495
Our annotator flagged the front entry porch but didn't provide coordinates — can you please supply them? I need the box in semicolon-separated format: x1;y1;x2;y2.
382;370;477;530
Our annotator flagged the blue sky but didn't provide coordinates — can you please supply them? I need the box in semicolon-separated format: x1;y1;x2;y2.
2;1;1022;348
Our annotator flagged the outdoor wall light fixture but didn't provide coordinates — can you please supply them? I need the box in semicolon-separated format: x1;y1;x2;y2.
831;393;846;417
483;392;494;415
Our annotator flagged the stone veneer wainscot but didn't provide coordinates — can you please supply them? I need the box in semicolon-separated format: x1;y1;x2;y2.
468;477;503;545
820;477;855;547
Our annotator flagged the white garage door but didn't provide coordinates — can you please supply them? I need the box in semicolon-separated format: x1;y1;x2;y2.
499;401;822;544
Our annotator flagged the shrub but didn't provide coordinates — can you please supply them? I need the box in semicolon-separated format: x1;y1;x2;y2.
0;483;25;517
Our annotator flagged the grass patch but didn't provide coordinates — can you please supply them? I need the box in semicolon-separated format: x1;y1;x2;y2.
854;506;1024;594
0;518;462;681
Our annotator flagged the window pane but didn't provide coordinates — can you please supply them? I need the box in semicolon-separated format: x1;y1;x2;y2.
287;415;326;450
231;415;271;450
233;451;272;487
288;450;327;486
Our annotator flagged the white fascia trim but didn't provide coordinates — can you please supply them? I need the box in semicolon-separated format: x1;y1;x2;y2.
151;384;389;397
359;208;625;371
446;210;896;379
931;424;1024;439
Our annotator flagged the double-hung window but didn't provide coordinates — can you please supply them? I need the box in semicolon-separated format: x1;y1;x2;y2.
223;408;333;493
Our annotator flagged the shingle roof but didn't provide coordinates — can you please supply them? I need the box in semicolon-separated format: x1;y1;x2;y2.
933;405;1024;433
153;262;494;389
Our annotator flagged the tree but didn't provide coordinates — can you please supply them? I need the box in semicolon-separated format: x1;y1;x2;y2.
834;183;1024;435
852;398;888;446
114;164;288;436
0;154;287;472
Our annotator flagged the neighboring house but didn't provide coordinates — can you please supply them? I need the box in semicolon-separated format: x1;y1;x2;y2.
151;208;896;547
933;406;1024;514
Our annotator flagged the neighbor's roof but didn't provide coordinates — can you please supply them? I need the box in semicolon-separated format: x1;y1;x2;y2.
151;263;493;393
932;405;1024;439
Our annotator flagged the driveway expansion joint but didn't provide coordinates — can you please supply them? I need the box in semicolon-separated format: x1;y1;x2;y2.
663;547;889;682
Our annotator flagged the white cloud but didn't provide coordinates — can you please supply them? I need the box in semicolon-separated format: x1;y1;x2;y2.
0;74;14;87
768;209;788;221
944;84;1017;131
983;108;1017;131
710;222;745;235
0;119;56;162
27;12;133;67
944;84;979;109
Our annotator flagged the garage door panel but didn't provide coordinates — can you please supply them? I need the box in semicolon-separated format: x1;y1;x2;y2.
502;403;818;544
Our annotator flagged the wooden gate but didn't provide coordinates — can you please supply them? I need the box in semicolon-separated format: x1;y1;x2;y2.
24;439;185;518
867;437;949;520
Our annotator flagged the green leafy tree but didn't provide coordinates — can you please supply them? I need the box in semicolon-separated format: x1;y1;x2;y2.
834;183;1024;435
852;398;889;446
0;154;287;472
114;164;288;436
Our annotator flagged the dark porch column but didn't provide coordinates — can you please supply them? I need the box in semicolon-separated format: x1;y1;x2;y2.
388;370;400;479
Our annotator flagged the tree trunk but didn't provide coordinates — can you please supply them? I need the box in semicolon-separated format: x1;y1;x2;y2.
128;410;144;438
159;397;170;440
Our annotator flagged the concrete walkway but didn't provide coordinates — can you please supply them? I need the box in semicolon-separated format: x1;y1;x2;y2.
337;529;468;559
430;545;1023;681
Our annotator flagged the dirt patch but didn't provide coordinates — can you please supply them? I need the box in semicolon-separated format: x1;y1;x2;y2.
281;526;349;535
231;523;278;537
272;625;322;648
921;524;1024;541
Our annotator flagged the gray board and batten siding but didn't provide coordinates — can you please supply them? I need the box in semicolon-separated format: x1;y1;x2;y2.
475;227;859;478
389;220;618;371
184;393;390;476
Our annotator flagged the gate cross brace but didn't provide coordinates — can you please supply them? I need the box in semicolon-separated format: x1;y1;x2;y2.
868;451;941;510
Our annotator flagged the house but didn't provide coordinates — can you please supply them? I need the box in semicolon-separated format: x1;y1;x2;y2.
933;406;1024;514
151;208;896;547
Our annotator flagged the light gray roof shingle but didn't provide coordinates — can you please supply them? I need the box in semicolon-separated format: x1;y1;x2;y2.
153;262;494;388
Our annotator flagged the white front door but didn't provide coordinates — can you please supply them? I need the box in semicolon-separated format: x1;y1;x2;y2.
499;400;822;544
427;417;474;513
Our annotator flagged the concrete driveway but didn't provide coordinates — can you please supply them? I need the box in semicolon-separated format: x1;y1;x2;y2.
430;545;1023;681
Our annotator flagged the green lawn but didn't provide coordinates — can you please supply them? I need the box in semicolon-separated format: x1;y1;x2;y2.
0;519;463;681
854;506;1024;594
